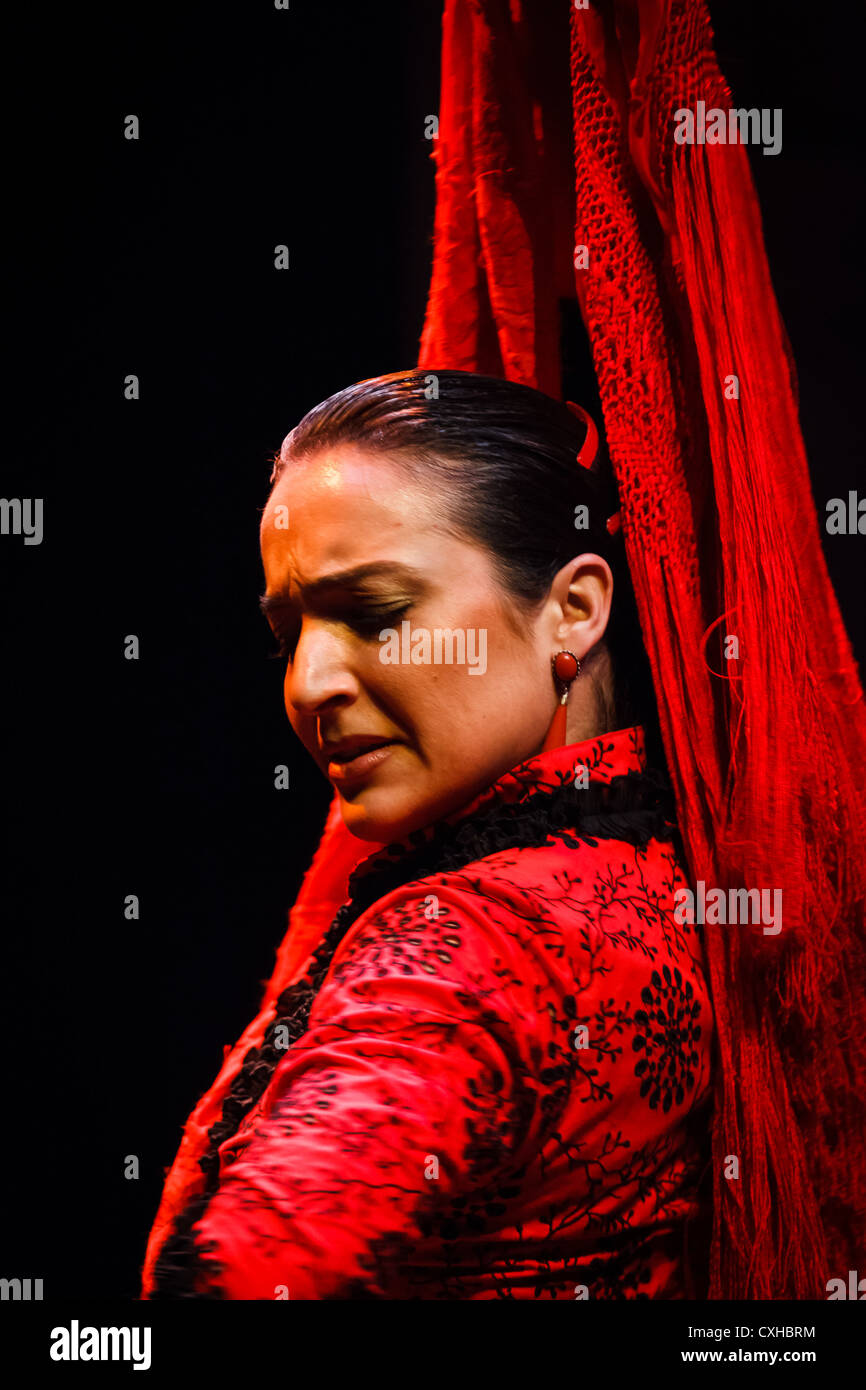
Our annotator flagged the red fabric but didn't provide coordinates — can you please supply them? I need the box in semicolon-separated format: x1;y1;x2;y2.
140;798;385;1296
147;727;715;1299
417;0;866;1299
141;0;866;1301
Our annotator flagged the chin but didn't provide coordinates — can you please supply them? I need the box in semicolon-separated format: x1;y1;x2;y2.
337;789;426;843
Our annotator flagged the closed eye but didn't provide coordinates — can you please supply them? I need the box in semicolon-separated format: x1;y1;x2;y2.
267;604;411;661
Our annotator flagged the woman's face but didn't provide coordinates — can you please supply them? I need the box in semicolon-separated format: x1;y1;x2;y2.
260;445;588;841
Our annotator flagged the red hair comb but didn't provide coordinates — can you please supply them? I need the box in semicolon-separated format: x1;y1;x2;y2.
564;400;599;470
564;400;622;536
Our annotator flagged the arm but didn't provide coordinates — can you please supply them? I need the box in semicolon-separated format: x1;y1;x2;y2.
181;880;548;1299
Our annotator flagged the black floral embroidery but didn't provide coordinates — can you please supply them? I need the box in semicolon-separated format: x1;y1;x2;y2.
631;965;702;1112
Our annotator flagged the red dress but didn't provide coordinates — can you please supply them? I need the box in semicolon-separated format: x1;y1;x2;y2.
151;726;714;1299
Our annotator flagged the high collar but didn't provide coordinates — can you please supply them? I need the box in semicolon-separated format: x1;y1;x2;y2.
354;725;647;875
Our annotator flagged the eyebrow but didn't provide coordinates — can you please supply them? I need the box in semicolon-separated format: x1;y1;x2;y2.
258;561;426;615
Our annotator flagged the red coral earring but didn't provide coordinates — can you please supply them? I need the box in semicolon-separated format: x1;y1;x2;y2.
541;650;581;752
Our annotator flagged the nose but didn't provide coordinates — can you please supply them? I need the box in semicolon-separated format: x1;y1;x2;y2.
283;620;360;718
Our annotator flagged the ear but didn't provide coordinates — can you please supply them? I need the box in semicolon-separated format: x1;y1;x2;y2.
549;553;613;657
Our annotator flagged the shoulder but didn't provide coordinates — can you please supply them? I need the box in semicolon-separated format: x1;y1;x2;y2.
327;829;702;1003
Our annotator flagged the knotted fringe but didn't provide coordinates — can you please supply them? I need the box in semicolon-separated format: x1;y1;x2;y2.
567;0;866;1299
671;123;866;1304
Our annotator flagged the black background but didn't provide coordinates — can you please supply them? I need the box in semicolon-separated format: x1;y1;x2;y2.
1;1;863;1299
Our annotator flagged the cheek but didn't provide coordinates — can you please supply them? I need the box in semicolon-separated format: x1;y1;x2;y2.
282;664;303;736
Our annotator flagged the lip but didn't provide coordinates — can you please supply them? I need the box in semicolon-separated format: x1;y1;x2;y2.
326;742;398;784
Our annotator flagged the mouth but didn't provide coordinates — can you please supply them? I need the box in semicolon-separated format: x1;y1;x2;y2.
321;736;401;784
326;742;398;784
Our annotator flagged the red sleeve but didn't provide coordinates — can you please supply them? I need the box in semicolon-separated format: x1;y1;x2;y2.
182;879;551;1299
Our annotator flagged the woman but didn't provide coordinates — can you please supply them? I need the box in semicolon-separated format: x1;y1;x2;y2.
146;367;715;1299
